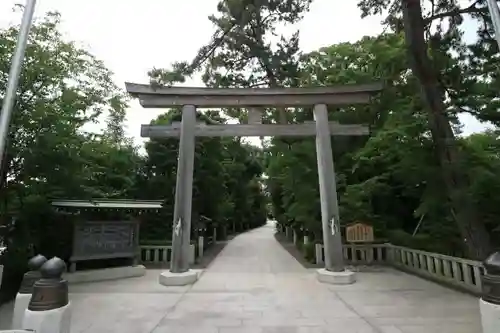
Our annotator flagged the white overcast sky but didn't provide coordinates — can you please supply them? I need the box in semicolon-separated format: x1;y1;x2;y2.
0;0;492;146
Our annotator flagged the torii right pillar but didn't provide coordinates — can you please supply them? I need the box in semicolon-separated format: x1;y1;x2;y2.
314;103;356;284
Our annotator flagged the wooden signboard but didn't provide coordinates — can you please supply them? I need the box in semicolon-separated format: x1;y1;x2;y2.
69;220;139;271
345;222;374;243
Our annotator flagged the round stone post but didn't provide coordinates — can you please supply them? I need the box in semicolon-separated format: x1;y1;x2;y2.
22;257;71;333
11;254;47;329
313;103;354;285
159;105;198;286
480;252;500;333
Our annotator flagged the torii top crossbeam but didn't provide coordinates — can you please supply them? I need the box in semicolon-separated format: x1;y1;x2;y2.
125;82;383;108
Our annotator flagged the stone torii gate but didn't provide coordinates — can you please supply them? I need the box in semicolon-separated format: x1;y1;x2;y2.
126;82;382;286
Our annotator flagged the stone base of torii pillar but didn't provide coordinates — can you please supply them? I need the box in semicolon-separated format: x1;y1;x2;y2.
159;269;200;286
316;268;356;285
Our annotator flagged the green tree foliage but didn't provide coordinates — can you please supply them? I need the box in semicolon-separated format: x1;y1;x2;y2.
0;10;140;303
138;109;267;241
268;32;500;258
145;0;310;238
0;7;269;305
2;0;500;305
268;31;500;256
356;0;499;259
145;0;499;259
148;0;312;123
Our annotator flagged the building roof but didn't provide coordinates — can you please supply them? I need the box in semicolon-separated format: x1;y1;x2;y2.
51;199;163;210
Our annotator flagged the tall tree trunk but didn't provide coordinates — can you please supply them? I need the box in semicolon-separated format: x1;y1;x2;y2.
251;13;288;124
402;0;492;260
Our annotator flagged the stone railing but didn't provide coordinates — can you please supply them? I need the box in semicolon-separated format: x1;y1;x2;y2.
139;244;195;265
198;235;215;258
0;244;5;289
387;244;484;294
140;233;217;265
315;243;484;295
315;243;388;265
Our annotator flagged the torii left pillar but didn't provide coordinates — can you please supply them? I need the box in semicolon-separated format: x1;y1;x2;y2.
314;104;356;284
159;104;199;286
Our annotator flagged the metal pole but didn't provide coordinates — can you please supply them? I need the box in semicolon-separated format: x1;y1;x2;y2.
486;0;500;49
481;6;500;333
0;0;37;175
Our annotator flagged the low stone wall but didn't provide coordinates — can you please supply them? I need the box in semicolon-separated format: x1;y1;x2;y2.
139;233;216;265
63;265;146;284
140;244;195;265
198;235;216;258
315;243;484;295
0;246;4;289
387;244;484;294
315;243;388;266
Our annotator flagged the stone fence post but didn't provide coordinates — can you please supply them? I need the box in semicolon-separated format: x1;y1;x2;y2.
22;257;71;333
384;243;395;263
189;244;195;264
315;244;324;265
480;252;500;333
198;236;204;259
11;255;47;330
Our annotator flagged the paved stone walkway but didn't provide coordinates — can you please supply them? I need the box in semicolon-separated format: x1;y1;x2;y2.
0;222;482;332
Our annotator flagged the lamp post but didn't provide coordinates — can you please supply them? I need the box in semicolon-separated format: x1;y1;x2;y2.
0;0;37;179
480;3;500;333
486;0;500;49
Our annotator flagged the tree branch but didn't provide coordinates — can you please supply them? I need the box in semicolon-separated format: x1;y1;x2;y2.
182;24;235;78
423;1;487;25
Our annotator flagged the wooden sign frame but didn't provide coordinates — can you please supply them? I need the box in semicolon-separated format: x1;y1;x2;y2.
345;222;374;243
